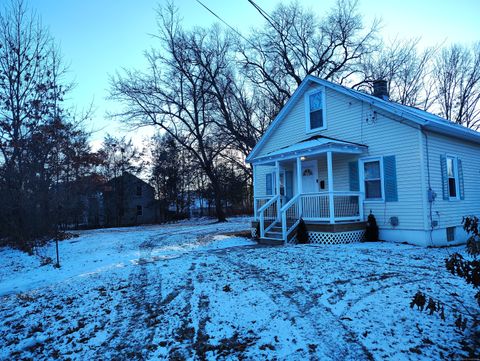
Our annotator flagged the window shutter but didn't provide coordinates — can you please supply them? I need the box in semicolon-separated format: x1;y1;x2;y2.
440;155;448;200
458;158;465;200
383;156;398;202
348;161;359;191
266;173;272;195
285;171;294;200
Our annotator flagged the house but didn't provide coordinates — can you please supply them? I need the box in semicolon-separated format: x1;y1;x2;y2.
54;174;105;229
103;172;156;226
247;76;480;246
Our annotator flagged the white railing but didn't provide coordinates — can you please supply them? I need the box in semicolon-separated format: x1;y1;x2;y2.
254;196;274;220
257;191;363;242
280;194;302;243
259;195;280;238
300;192;363;222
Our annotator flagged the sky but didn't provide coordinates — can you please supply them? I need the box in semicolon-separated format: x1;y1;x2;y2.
26;0;480;149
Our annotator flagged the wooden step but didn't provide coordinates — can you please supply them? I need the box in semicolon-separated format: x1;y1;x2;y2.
258;237;284;246
265;231;283;236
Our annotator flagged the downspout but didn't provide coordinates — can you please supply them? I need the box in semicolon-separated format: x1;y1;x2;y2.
421;127;435;245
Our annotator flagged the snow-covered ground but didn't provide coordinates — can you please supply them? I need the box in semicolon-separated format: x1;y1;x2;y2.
0;218;477;360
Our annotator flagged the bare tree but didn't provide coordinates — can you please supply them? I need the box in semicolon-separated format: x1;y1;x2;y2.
359;38;437;109
433;43;480;129
183;25;267;177
110;4;229;221
98;134;144;179
240;0;380;111
0;0;67;247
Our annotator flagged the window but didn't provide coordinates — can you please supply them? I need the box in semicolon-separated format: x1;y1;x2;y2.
266;172;275;195
446;226;455;242
305;89;326;132
136;205;143;216
363;159;383;200
136;184;142;196
446;156;459;199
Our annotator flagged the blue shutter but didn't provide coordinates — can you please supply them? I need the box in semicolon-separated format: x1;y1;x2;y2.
266;173;272;195
383;156;398;202
285;171;294;200
348;161;359;191
458;158;465;200
440;155;448;200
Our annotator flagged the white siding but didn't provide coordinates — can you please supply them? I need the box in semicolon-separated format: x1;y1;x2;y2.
422;131;480;238
254;165;276;196
253;86;426;232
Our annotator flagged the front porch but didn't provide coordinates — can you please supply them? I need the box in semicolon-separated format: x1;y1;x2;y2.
251;136;368;244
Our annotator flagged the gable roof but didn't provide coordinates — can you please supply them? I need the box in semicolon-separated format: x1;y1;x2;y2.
106;172;153;189
246;75;480;162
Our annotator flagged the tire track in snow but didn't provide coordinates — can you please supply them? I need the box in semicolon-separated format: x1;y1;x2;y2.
215;249;374;361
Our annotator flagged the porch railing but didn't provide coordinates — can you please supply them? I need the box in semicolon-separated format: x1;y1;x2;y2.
280;194;302;243
254;196;274;220
258;195;280;238
301;191;363;222
256;191;363;242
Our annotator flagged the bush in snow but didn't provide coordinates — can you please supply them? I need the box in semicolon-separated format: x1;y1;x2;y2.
445;216;480;307
296;219;308;244
365;213;379;242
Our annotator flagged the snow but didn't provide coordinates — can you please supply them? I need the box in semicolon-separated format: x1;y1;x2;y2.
0;218;477;360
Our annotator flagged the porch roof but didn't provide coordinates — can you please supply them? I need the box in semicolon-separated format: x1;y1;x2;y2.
252;135;367;165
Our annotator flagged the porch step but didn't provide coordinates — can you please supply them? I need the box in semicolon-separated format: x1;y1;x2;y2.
258;237;284;246
265;231;283;237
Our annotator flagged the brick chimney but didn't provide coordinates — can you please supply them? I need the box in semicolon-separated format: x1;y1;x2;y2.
372;80;389;100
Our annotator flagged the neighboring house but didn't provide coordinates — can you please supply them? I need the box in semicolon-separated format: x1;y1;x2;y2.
55;174;105;229
247;76;480;246
103;172;156;226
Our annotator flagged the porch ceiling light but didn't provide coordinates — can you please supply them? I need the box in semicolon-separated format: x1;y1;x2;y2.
300;156;307;161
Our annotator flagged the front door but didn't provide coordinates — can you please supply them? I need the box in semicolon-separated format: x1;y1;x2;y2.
301;160;318;193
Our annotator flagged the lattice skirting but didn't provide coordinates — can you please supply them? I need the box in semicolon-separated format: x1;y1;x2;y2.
251;227;257;239
308;230;365;245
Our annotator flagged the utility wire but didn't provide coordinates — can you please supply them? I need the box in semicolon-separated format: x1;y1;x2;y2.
194;0;255;47
246;0;317;67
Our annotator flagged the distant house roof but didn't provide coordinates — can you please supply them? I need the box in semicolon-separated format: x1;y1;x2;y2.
246;75;480;162
105;172;153;190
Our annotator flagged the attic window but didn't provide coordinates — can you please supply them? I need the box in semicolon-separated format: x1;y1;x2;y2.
305;89;326;132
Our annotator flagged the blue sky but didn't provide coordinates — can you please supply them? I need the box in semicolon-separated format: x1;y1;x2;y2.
28;0;480;147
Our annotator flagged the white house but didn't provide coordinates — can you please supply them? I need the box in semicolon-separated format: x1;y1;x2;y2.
247;76;480;247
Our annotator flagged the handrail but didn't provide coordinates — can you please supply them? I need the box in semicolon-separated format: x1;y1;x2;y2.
258;195;279;213
280;194;300;212
254;195;274;220
281;194;301;243
259;195;280;238
301;191;363;196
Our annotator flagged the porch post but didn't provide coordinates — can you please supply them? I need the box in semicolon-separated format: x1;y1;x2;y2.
327;151;335;224
296;157;303;217
253;164;258;221
275;160;281;220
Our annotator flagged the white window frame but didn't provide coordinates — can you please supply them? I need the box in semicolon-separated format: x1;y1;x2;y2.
304;87;327;134
446;155;460;201
359;157;384;202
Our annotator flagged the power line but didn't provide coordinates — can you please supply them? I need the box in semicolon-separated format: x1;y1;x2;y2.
194;0;255;47
245;0;317;66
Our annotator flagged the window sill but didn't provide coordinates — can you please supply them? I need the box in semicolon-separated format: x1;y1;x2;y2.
364;199;385;203
306;127;327;135
448;197;461;202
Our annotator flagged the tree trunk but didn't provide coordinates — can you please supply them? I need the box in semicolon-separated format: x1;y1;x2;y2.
211;178;227;222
